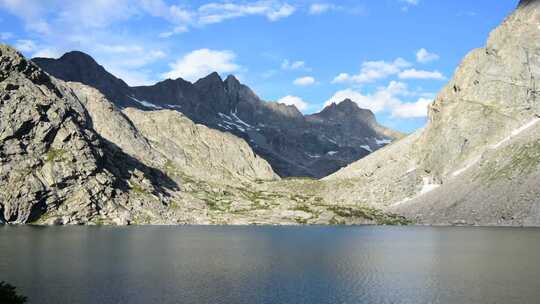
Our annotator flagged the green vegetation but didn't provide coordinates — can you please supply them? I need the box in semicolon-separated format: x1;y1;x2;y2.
45;148;67;162
295;217;309;224
0;281;27;304
132;213;153;224
163;159;178;177
130;183;148;195
477;140;540;182
91;217;107;225
292;204;312;213
328;205;413;225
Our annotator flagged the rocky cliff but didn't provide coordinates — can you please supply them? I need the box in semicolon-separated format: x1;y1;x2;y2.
320;0;540;226
32;55;401;178
1;45;406;226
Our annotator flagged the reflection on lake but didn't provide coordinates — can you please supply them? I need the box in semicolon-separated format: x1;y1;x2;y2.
1;226;539;304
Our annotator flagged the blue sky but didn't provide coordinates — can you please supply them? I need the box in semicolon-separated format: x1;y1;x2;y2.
0;0;518;133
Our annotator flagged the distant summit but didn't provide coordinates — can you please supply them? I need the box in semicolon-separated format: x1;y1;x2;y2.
32;51;400;178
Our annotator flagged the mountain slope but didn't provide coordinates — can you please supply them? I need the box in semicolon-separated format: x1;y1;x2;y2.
32;55;402;178
1;44;406;226
321;0;540;225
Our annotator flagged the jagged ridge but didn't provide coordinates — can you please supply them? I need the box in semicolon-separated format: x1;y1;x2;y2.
32;55;402;178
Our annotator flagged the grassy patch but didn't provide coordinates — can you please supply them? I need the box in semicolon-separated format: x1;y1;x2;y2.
132;213;152;224
477;140;540;182
292;204;312;213
46;148;67;162
130;183;148;195
328;205;412;225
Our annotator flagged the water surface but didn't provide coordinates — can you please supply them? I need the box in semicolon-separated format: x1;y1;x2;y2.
1;226;539;304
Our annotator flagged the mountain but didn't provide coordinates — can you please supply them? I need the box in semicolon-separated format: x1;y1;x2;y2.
313;0;540;226
32;55;401;178
0;44;407;225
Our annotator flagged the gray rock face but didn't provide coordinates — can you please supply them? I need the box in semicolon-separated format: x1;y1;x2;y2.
3;45;402;226
323;1;540;226
0;46;148;224
32;56;401;178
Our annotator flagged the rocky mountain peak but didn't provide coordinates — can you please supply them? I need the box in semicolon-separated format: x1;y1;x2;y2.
32;50;132;107
57;51;98;66
32;51;401;178
518;0;539;8
194;72;223;88
224;74;242;95
225;74;240;85
317;99;376;123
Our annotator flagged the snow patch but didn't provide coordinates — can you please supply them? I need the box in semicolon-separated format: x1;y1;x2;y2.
451;156;481;177
307;153;321;158
218;123;232;130
420;177;440;195
375;138;392;146
218;111;254;133
491;117;540;149
327;151;338;156
129;96;163;109
222;120;245;132
166;104;182;109
230;111;252;128
360;145;373;152
390;176;440;207
323;135;337;145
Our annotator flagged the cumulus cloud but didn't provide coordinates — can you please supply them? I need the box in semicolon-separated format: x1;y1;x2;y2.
277;95;309;110
400;0;419;5
14;39;37;52
0;1;295;85
416;48;439;63
281;59;309;70
197;1;295;24
308;3;338;15
293;76;316;86
150;0;295;36
391;98;431;118
32;47;61;58
324;81;432;119
163;49;240;82
332;58;411;84
399;0;419;11
398;69;445;80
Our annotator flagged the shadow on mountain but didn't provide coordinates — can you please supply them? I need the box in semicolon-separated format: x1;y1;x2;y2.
99;137;180;196
0;281;27;304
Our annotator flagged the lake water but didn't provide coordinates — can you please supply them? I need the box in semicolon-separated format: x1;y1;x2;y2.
1;226;540;304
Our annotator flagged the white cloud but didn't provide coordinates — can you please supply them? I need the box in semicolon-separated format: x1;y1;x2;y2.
163;49;240;82
416;48;439;63
391;98;431;118
32;48;61;58
399;69;445;80
197;1;295;25
0;0;51;34
400;0;419;5
14;39;36;52
0;1;173;86
399;0;419;11
107;66;158;86
324;81;432;118
309;3;338;15
293;76;316;86
281;59;309;70
332;58;411;84
277;95;309;110
0;32;13;40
